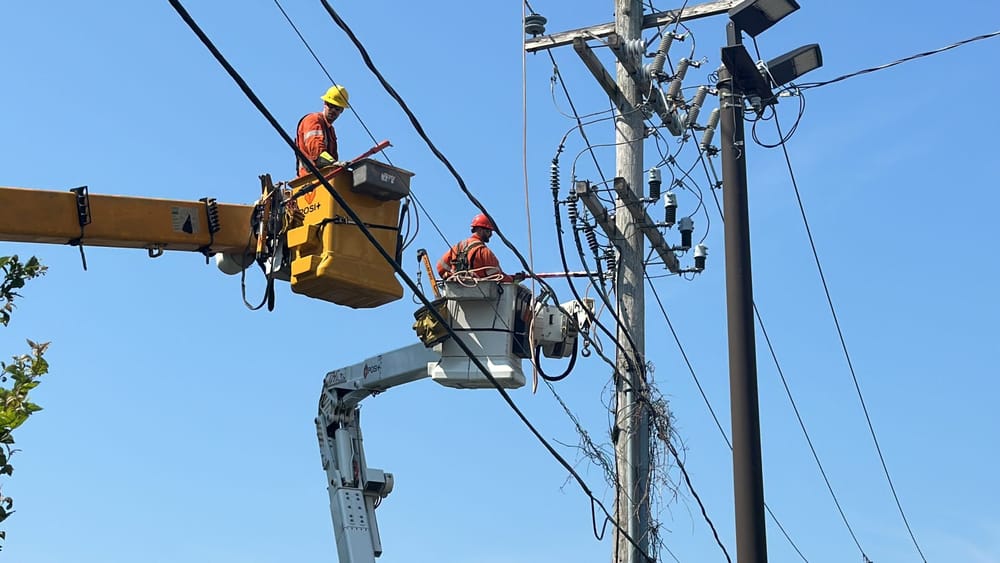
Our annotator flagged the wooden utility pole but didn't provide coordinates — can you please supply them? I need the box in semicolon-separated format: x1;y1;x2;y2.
525;3;738;562
612;0;649;561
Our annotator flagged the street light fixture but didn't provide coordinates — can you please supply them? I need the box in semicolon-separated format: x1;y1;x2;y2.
764;43;823;87
729;0;800;37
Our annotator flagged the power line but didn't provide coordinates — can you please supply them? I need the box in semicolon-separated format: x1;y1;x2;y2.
270;0;451;249
271;0;381;154
167;1;655;559
797;29;1000;90
694;142;865;559
316;3;700;561
644;273;809;562
666;440;732;563
771;110;927;563
753;303;869;559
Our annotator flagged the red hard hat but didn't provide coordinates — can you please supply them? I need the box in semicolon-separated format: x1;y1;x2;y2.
471;213;495;231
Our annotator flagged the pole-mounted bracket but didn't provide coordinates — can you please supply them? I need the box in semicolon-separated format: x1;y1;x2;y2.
68;185;92;271
524;0;741;53
573;38;636;117
574;181;624;248
613;177;680;273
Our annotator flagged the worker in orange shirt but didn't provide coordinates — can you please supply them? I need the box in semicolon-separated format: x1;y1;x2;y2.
296;85;349;178
437;213;516;282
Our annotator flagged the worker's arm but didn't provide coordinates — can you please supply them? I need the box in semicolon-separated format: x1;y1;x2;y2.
469;245;512;282
435;246;455;278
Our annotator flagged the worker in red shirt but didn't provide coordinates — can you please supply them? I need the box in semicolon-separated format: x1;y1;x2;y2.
296;85;349;178
437;213;515;282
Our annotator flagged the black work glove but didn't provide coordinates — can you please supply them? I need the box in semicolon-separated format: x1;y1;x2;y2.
314;152;335;168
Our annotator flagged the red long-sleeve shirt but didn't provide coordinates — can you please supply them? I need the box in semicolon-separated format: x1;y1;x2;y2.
436;233;510;281
296;112;338;177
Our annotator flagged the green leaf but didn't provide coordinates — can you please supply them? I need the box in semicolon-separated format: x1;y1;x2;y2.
31;356;49;377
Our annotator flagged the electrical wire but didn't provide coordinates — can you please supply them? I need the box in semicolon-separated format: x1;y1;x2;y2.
541;34;613;191
797;29;1000;91
319;0;553;294
322;3;688;559
771;109;928;563
168;2;655;560
750;92;805;148
666;440;732;563
754;302;869;559
271;0;450;251
522;0;537;344
645;273;809;562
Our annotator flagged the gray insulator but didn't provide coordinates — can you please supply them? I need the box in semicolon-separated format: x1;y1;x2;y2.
700;108;721;151
626;39;644;61
685;86;709;129
524;14;547;36
666;58;690;103
649;33;675;80
648;167;662;201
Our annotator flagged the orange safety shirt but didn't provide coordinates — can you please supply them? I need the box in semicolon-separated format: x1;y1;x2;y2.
436;233;510;281
296;112;338;177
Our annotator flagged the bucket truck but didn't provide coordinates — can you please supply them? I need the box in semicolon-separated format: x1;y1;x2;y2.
317;279;593;562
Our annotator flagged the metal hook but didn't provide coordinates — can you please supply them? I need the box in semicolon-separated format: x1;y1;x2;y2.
147;245;165;258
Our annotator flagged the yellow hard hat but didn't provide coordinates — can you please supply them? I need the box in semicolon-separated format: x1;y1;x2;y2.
321;85;349;108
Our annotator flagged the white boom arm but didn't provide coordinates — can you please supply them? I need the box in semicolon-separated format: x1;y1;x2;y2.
315;343;438;563
315;281;594;562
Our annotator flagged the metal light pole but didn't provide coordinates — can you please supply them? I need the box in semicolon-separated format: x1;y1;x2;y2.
718;19;768;563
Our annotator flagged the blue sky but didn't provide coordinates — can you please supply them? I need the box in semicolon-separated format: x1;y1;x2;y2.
1;1;998;562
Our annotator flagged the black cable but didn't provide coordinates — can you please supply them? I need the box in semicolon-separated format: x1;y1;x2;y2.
320;0;542;283
534;341;578;382
754;302;869;559
168;2;654;560
666;440;732;563
551;152;645;388
797;29;1000;90
771;109;928;562
546;49;612;193
271;0;385;161
750;92;805;148
239;218;268;311
645;271;809;562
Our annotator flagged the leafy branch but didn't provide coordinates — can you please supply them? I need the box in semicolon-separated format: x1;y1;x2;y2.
0;255;50;549
1;255;47;327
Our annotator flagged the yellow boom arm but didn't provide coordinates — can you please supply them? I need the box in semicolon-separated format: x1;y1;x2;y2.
0;186;253;253
1;158;414;309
